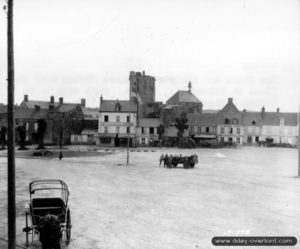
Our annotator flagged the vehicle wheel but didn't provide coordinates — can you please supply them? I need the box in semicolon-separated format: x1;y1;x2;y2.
183;160;189;169
66;209;71;244
25;211;29;247
190;162;195;168
172;158;178;167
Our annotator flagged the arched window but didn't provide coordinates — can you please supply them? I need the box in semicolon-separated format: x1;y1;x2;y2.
115;103;121;112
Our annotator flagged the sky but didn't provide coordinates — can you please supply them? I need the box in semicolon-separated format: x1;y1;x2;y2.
0;0;299;112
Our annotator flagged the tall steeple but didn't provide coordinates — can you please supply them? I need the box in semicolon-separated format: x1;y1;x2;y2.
188;81;192;93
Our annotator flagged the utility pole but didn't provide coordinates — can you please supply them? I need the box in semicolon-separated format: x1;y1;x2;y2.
127;120;130;165
7;0;16;248
298;104;300;177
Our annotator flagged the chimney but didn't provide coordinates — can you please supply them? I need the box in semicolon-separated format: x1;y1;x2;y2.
81;98;86;107
59;97;63;105
142;71;145;76
24;94;28;102
261;106;265;119
228;97;233;103
100;95;103;104
276;107;280;113
50;96;54;104
188;81;192;93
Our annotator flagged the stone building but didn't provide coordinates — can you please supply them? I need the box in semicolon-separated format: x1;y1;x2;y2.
242;107;298;146
217;98;244;144
135;118;161;146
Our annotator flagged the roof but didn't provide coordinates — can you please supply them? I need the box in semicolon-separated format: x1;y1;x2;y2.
20;100;60;109
100;100;136;113
54;104;78;113
187;113;218;126
166;90;201;104
82;107;99;119
138;118;161;127
242;111;298;126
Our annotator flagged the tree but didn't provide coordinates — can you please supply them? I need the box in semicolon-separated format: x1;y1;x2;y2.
0;126;7;150
16;124;27;150
175;113;188;140
157;124;165;147
36;119;47;150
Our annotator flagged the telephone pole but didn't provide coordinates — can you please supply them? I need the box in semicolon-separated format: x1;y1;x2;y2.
298;104;300;177
7;0;16;248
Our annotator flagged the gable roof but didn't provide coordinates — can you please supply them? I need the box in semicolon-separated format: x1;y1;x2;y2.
219;98;240;114
20;100;60;109
166;90;201;104
100;100;136;113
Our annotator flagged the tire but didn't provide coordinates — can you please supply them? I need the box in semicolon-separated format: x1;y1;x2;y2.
65;209;71;245
172;158;178;167
25;211;29;247
183;160;189;169
190;162;195;168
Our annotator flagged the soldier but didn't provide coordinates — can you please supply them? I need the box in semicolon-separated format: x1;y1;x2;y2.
59;151;63;160
163;154;168;167
159;154;164;167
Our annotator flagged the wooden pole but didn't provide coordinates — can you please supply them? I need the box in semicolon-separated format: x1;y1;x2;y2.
7;0;16;248
298;104;300;177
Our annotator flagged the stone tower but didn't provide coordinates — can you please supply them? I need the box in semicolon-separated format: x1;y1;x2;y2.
129;71;155;103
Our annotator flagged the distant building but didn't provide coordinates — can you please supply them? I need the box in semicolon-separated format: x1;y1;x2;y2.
97;97;137;147
217;98;244;144
242;107;298;146
187;113;218;144
135;118;161;146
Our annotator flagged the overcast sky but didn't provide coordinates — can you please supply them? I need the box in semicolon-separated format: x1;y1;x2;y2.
0;0;299;111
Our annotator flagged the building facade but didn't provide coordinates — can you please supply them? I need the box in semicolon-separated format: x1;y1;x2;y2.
97;98;137;147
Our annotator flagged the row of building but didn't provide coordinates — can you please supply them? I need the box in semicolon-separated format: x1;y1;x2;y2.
0;71;299;147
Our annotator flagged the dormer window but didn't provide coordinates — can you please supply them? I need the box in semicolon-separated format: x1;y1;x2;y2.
232;118;238;125
115;103;121;112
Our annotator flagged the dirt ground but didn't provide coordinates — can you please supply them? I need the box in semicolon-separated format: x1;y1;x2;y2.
0;147;299;249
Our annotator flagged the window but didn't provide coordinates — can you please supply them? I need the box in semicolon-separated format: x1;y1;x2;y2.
127;115;130;123
232;118;238;125
104;115;109;122
198;126;201;134
237;128;240;134
127;127;130;133
252;120;256;125
104;126;108;133
34;123;38;131
141;137;146;145
247;136;252;143
141;127;145;134
100;137;111;144
74;136;78;143
206;127;209;133
116;115;120;122
116;126;119;133
149;127;155;134
221;137;224;142
115;103;121;111
237;137;240;144
229;127;233;134
190;126;194;134
221;127;224;134
225;118;230;124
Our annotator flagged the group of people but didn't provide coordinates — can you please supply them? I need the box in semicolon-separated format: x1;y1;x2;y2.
159;154;182;167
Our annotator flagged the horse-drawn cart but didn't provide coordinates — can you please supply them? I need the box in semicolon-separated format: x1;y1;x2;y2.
23;179;71;248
